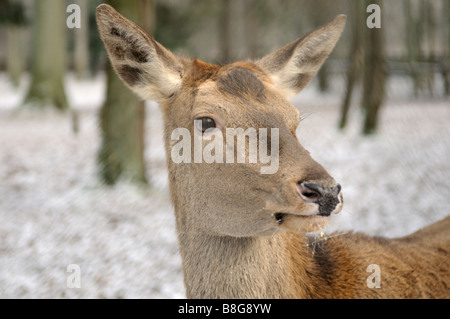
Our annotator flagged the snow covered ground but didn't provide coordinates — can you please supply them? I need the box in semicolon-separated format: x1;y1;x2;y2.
0;73;449;298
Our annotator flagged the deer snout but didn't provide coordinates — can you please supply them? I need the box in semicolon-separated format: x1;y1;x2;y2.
297;182;343;216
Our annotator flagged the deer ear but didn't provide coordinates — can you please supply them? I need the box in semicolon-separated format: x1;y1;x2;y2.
256;15;346;99
96;4;183;101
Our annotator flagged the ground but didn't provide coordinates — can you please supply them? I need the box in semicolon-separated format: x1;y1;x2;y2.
0;73;448;298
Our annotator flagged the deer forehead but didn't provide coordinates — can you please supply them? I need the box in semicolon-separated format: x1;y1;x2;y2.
191;64;300;130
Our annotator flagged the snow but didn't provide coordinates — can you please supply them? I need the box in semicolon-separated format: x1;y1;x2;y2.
0;73;449;298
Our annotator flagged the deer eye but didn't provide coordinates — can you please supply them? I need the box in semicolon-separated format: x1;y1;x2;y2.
195;117;216;133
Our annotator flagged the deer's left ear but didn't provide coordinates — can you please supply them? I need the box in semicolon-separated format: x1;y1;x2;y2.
256;15;346;99
96;4;183;102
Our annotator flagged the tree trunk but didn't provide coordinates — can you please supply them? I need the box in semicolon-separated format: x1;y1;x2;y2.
423;0;435;95
6;25;26;87
98;65;147;185
244;0;258;60
218;0;232;64
405;0;424;96
317;63;329;93
309;0;333;93
361;0;387;135
24;0;68;110
444;0;450;95
73;0;90;79
98;0;155;185
338;0;363;129
138;0;156;36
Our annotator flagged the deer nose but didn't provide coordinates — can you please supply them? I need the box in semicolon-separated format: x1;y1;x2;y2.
297;182;323;202
297;182;342;216
297;182;341;200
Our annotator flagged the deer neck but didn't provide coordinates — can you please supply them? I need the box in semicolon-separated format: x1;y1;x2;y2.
175;213;316;299
164;126;321;298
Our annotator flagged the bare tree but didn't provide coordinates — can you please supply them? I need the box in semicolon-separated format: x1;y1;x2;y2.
73;0;90;79
405;0;425;96
218;0;232;64
24;0;68;110
2;0;27;87
443;0;450;95
98;0;155;185
338;0;364;129
361;0;387;135
339;0;387;134
423;0;436;95
244;0;258;60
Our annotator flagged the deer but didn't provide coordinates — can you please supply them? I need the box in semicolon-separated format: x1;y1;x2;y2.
96;4;450;298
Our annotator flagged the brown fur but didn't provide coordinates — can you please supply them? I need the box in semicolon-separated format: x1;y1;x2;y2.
97;5;450;299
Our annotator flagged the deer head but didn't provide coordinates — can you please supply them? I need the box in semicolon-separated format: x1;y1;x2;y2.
97;5;346;236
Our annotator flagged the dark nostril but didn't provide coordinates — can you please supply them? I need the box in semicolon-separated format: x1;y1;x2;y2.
297;182;322;202
337;184;342;193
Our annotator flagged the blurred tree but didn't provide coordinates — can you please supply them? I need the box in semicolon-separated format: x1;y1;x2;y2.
153;1;189;51
308;0;335;92
443;0;450;95
23;0;68;110
138;0;156;40
0;0;25;26
338;0;364;129
339;0;387;135
423;0;436;95
0;0;27;87
98;0;155;185
361;0;387;135
88;0;106;74
218;0;232;64
405;0;424;96
73;0;90;79
244;0;258;60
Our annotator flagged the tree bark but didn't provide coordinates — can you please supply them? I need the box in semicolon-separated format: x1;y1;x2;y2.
405;0;424;96
361;0;387;135
244;0;258;60
338;0;363;129
6;25;26;87
73;0;90;79
423;0;435;95
98;0;155;185
24;0;68;110
218;0;232;64
98;65;147;185
444;0;450;95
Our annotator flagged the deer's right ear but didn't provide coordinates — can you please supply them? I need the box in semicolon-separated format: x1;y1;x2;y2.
256;14;346;99
96;4;183;101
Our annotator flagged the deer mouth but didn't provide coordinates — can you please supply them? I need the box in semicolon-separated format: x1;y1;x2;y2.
268;189;343;232
274;212;329;225
275;212;288;224
274;212;331;233
274;196;343;226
